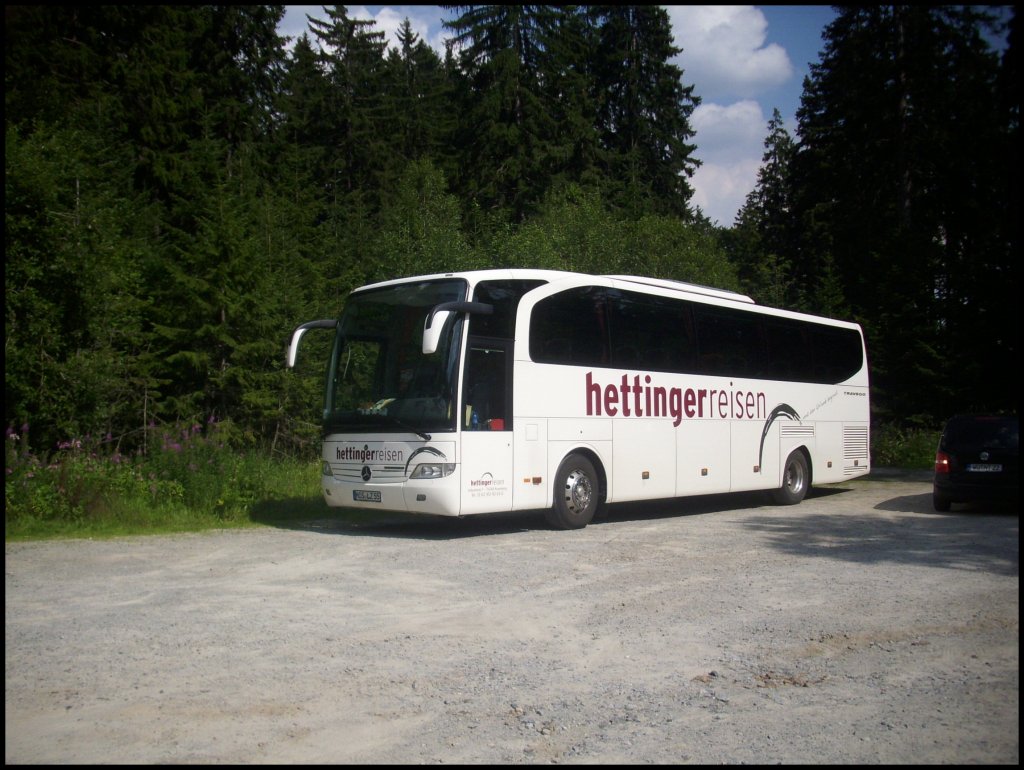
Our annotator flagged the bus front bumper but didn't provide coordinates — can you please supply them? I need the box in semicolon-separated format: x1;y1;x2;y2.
321;472;463;516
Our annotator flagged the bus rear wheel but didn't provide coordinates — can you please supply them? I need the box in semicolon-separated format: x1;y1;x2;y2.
772;450;809;505
546;454;600;529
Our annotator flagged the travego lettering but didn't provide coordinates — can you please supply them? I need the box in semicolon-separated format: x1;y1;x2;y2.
585;371;766;427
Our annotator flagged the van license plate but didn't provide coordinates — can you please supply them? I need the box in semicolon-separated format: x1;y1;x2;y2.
966;463;1001;472
353;490;382;502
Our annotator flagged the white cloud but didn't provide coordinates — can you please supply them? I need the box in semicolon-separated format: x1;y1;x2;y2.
278;5;320;45
349;6;416;49
281;5;444;54
663;7;790;226
690;100;767;226
665;5;792;101
691;156;762;226
692;100;765;159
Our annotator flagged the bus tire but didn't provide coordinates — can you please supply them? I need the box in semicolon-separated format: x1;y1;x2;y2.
772;450;809;505
546;454;600;529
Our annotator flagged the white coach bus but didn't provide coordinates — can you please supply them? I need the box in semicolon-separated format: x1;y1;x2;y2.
287;269;870;528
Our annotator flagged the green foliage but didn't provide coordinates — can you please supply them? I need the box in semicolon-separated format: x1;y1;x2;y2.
484;186;739;287
5;421;322;540
5;124;154;451
373;159;485;279
871;422;941;469
5;425;157;532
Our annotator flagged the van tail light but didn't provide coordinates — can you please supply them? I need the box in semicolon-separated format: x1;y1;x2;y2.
934;450;951;474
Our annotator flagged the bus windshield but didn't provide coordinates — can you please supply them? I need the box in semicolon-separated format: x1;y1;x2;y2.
324;279;467;436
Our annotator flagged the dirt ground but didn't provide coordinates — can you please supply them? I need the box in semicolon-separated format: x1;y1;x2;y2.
5;471;1019;764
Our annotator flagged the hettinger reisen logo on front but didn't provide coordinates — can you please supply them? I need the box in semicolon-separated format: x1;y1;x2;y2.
337;444;405;463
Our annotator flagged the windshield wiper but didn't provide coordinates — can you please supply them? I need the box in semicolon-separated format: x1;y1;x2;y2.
323;412;432;441
380;415;432;442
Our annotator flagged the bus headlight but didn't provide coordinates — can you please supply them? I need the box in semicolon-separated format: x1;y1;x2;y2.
322;461;334;477
409;463;456;479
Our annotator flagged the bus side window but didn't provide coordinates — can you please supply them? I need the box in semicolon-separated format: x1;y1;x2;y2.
471;279;545;339
608;289;696;373
530;287;609;367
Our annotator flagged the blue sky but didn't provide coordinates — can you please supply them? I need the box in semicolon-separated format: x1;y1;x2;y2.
279;5;838;227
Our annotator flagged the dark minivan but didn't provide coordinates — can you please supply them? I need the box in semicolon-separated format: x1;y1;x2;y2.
933;414;1019;511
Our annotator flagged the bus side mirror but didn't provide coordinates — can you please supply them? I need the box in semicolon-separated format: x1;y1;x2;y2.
287;319;337;368
422;301;493;354
422;311;452;355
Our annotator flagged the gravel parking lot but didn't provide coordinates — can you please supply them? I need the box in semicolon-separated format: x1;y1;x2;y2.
5;471;1019;764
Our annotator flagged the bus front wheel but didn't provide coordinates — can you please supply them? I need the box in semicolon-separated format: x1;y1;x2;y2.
547;454;600;529
772;450;809;505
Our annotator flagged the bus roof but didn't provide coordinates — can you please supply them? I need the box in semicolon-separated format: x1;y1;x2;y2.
604;275;754;304
350;268;577;294
352;269;753;304
348;268;861;331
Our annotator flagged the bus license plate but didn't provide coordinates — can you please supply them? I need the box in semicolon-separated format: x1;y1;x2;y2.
966;463;1002;472
353;490;382;502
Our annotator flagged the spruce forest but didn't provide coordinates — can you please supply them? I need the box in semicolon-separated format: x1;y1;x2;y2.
5;5;1019;460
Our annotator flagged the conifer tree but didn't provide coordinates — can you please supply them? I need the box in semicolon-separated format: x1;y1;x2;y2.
308;5;390;219
442;5;559;223
591;5;701;218
383;18;456;168
727;109;799;309
793;5;1013;421
537;8;605;195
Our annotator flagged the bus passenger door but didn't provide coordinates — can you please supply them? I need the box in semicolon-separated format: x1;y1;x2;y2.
460;340;514;513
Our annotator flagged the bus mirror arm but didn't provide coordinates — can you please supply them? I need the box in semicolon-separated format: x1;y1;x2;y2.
422;301;493;354
427;301;493;326
286;319;337;368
